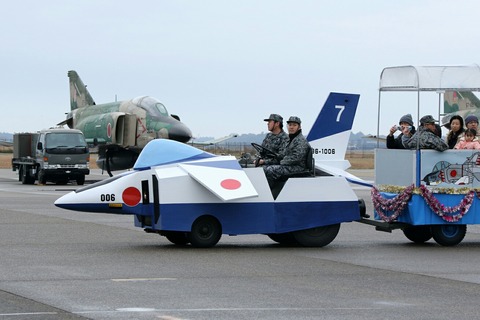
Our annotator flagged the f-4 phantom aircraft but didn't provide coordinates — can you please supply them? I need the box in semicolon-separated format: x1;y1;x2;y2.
59;70;193;174
441;90;480;128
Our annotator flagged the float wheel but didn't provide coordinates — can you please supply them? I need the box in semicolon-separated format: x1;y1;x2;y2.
188;216;222;248
431;225;466;246
293;224;341;247
402;226;433;244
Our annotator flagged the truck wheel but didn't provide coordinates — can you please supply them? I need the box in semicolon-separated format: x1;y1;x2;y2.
402;226;432;244
164;231;189;245
267;233;299;246
188;216;222;248
21;165;35;185
431;225;466;246
38;170;47;185
76;175;85;185
293;224;341;247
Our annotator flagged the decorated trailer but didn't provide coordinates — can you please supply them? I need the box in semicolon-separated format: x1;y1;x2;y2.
362;65;480;246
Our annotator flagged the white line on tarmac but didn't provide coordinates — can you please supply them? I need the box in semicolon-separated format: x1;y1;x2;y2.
73;306;381;315
0;312;58;316
111;278;177;282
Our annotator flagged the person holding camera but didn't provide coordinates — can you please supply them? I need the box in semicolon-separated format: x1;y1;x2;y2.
386;114;416;149
405;115;448;151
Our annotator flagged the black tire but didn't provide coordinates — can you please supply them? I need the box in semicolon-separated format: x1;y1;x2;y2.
431;225;467;246
164;231;189;245
21;165;35;185
38;169;47;185
267;233;299;246
188;216;222;248
293;224;341;247
402;226;433;244
76;175;85;185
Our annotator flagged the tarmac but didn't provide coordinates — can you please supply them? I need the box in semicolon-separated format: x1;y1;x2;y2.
1;168;480;319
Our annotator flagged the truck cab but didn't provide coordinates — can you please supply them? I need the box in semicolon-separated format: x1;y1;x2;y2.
36;128;90;184
12;128;90;185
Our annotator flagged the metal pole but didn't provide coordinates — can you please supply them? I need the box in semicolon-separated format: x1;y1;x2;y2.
376;90;382;149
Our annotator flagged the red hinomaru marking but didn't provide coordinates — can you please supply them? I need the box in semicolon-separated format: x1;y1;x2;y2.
107;122;112;138
220;179;241;190
122;187;141;206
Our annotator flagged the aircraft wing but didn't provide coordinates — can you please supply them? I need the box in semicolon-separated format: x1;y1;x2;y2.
316;164;373;187
179;156;258;201
363;134;386;142
57;118;70;126
190;133;238;146
0;140;13;147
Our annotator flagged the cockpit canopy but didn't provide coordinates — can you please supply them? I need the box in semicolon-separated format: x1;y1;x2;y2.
134;139;214;170
132;96;169;118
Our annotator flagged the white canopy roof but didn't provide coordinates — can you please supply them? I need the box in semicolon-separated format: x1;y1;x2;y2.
379;65;480;91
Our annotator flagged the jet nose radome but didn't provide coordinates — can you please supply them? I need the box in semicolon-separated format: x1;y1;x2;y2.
54;190;112;213
54;191;82;210
167;122;192;143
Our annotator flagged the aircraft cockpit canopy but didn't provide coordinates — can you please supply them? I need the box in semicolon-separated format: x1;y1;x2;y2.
132;96;169;118
134;139;214;170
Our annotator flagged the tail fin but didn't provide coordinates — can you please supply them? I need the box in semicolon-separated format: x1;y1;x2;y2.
306;92;359;171
68;70;95;110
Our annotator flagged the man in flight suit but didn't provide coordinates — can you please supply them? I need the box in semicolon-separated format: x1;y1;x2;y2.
256;114;289;166
263;116;310;187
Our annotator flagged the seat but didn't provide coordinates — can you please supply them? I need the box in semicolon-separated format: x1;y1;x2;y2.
282;146;315;178
269;146;315;199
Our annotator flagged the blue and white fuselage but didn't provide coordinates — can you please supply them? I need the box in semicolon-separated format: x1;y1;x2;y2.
55;92;364;247
55;139;360;235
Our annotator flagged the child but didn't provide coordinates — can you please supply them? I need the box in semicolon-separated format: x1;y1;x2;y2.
454;128;480;150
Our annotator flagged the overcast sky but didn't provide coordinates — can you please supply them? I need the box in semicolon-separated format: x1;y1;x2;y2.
1;0;480;138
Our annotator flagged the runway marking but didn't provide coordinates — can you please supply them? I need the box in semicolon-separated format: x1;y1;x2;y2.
375;301;415;307
4;306;384;318
74;306;381;315
117;307;157;312
111;277;177;282
0;312;58;316
156;316;184;320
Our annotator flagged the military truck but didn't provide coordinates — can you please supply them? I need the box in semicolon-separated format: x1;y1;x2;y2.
12;128;90;185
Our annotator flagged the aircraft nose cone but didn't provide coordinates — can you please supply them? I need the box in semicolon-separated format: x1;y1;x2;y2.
54;191;80;210
166;122;192;143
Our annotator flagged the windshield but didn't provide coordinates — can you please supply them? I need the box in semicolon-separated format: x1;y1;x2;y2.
132;96;169;118
46;133;87;148
134;139;214;170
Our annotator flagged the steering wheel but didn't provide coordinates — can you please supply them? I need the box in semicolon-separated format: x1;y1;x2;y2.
251;143;278;159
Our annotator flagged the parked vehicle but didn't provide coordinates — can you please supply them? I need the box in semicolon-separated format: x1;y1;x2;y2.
12;128;90;185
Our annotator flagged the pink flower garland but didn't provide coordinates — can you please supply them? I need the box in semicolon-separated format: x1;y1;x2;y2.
371;184;414;222
371;184;476;223
419;185;474;222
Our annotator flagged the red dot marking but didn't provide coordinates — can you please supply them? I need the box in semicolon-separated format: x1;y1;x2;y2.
221;179;241;190
122;187;141;206
107;122;112;138
450;170;457;178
